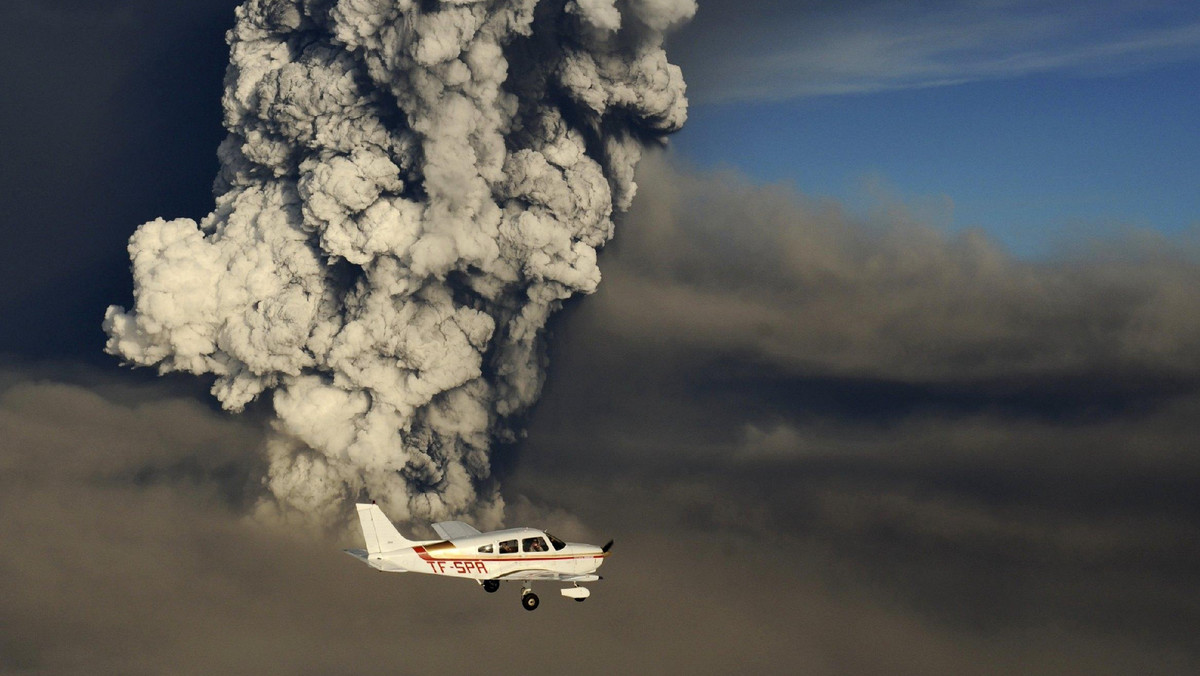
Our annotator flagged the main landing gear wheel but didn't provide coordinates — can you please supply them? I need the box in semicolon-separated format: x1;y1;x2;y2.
521;592;540;611
482;580;500;593
574;597;586;603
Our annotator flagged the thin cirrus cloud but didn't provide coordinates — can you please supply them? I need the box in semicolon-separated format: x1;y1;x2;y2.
672;0;1200;102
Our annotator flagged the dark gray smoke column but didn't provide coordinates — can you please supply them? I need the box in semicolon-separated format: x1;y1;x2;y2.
103;0;694;525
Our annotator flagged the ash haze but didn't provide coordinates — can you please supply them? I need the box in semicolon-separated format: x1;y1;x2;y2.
2;1;1200;675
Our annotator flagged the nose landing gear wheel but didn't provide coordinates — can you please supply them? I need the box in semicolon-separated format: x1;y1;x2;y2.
521;592;540;611
482;580;499;593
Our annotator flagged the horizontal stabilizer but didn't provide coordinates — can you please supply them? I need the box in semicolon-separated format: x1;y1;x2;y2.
432;520;481;540
343;548;408;572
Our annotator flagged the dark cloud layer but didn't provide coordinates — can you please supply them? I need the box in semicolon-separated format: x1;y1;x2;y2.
0;370;1195;675
5;154;1200;672
511;156;1200;669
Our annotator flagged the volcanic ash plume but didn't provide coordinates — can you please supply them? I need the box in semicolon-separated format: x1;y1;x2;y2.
103;0;694;526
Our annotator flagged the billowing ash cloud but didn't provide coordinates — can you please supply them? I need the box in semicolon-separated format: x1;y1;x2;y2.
103;0;694;526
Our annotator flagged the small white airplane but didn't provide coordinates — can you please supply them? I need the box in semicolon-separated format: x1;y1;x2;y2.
344;502;612;610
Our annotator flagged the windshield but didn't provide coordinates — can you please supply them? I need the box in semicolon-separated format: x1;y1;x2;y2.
544;532;567;551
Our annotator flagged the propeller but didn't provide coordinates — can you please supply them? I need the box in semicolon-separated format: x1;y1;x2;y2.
601;539;614;553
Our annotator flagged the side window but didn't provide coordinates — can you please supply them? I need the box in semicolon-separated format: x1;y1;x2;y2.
499;539;518;554
522;537;549;553
478;544;493;554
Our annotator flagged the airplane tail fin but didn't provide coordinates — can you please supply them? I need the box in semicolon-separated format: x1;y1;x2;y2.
355;503;415;554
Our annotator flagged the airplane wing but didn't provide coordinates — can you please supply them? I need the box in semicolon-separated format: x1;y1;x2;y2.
492;570;602;582
431;521;481;540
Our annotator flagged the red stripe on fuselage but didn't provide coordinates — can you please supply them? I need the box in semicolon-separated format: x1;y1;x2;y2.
413;546;606;564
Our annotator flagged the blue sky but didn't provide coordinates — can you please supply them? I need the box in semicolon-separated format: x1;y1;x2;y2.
668;1;1200;256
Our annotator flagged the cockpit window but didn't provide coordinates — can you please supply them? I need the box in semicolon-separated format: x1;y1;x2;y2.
545;532;567;551
478;544;493;554
499;539;518;554
522;537;548;553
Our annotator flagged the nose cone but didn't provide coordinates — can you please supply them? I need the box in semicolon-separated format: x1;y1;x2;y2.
585;544;608;567
569;543;609;570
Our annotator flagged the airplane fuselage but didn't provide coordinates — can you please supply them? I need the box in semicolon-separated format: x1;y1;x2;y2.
361;527;608;580
347;504;610;609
